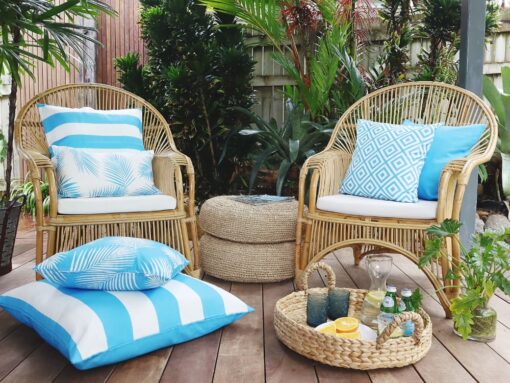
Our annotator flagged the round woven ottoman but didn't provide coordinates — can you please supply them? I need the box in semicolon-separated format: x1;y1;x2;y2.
199;196;298;282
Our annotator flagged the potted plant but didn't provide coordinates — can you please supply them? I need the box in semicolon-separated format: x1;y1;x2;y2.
420;219;510;341
0;0;114;275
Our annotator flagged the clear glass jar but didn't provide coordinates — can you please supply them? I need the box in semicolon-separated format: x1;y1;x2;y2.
360;255;393;329
454;305;497;342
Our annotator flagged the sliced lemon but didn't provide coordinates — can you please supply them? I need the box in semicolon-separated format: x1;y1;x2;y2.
318;322;337;335
336;330;361;340
334;317;359;333
365;290;386;306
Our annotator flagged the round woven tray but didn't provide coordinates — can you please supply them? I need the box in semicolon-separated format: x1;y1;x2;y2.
274;263;432;370
199;196;298;243
200;234;295;282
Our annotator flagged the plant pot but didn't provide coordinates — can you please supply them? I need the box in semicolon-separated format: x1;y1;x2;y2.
454;305;497;342
0;195;26;275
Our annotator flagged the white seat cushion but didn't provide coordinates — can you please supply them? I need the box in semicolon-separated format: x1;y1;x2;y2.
58;195;177;215
316;194;437;220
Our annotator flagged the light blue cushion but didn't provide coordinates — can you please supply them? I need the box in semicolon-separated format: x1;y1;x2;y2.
52;146;161;198
0;274;252;369
37;104;144;151
403;120;486;200
34;237;188;290
340;119;436;203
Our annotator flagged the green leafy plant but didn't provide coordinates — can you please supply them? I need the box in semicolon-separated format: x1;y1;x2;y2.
0;0;115;205
483;67;510;198
233;101;333;195
115;0;255;202
414;0;500;83
199;0;370;119
375;0;415;86
420;219;510;339
11;180;50;217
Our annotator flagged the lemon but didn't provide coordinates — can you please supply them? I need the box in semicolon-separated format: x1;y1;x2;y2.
318;322;336;335
336;330;361;340
334;317;359;333
365;290;385;306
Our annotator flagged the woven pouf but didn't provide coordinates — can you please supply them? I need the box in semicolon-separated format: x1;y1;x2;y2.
199;196;298;282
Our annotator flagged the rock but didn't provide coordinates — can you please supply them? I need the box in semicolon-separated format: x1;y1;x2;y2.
475;214;485;233
484;214;510;233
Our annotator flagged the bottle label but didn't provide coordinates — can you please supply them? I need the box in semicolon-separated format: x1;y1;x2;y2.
383;296;394;308
399;300;406;312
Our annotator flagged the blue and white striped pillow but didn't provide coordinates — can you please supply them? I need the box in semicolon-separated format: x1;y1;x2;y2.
0;274;253;369
37;104;144;151
34;237;189;290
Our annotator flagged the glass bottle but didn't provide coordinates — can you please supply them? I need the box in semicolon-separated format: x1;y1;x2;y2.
377;286;402;337
360;255;393;329
399;288;415;336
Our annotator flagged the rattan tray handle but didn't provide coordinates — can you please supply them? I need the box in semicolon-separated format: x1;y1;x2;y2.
301;262;336;293
375;309;425;349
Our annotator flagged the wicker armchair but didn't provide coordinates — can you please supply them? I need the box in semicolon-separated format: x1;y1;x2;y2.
15;83;200;277
295;82;498;317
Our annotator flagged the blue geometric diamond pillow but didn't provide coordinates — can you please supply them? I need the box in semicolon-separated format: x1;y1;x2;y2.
34;237;189;290
51;146;161;198
340;119;436;203
0;274;252;369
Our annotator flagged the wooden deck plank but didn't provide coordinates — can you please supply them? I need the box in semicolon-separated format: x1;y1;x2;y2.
213;283;265;383
0;312;20;342
53;365;113;383
107;348;173;383
263;280;318;383
0;327;43;380
160;275;232;383
1;343;67;383
336;251;510;383
0;261;35;295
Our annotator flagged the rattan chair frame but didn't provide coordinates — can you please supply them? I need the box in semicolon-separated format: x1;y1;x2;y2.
15;83;200;278
295;82;498;317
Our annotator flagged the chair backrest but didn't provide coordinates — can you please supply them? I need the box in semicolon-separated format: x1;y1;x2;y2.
328;81;498;162
15;83;176;156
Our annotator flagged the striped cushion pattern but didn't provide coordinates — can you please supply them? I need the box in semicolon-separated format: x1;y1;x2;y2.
37;104;144;151
0;274;252;369
34;237;189;290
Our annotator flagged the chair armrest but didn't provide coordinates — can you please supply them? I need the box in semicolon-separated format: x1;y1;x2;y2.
153;150;195;214
298;149;351;212
436;154;487;221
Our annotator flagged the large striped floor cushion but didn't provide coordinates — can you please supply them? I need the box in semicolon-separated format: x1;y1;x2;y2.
0;274;252;369
37;104;144;151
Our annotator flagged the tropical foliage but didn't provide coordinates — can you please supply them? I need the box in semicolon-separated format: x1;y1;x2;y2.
199;0;371;119
0;0;115;204
115;0;255;202
374;0;415;86
11;179;50;217
232;101;334;195
420;219;510;339
414;0;500;83
483;67;510;198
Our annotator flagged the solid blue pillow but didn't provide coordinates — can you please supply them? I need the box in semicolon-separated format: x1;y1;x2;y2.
34;237;189;290
341;119;436;203
0;274;253;369
403;120;486;200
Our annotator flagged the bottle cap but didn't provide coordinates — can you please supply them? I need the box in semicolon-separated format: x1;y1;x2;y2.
401;288;412;297
387;285;397;293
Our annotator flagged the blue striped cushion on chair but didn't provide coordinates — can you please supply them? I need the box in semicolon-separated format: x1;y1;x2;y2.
0;274;252;369
37;104;144;151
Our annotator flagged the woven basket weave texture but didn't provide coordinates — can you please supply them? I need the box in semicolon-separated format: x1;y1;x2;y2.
274;263;432;369
199;196;298;244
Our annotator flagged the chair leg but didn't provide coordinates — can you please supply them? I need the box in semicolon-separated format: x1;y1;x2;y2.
352;245;362;266
35;229;45;281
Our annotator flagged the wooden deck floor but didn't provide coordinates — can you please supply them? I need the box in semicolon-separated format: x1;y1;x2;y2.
1;218;509;383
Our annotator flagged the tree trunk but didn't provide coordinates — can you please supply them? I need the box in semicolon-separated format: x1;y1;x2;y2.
3;27;20;204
